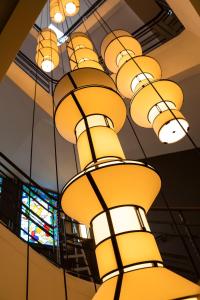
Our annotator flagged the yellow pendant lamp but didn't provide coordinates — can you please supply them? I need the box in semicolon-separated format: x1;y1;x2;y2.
62;0;80;16
50;0;65;24
35;28;59;73
54;33;200;299
67;32;103;71
101;30;189;144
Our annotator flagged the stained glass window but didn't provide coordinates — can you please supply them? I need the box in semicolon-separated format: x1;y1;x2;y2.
20;185;58;246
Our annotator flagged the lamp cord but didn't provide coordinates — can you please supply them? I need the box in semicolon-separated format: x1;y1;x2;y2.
25;6;44;300
48;1;68;299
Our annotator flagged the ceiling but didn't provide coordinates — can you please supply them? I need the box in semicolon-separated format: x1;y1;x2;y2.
0;0;200;191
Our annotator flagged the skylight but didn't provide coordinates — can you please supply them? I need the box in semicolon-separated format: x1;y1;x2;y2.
48;23;68;45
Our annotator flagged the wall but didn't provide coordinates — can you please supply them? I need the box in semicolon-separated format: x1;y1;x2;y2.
0;224;96;300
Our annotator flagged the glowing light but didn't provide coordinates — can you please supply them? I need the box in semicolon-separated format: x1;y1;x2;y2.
158;118;189;144
131;73;153;93
54;12;63;23
41;60;55;72
66;2;76;15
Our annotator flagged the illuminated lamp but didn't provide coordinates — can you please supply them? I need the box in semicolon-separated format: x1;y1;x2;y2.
54;34;200;299
101;30;189;143
130;80;189;144
67;32;103;71
54;67;126;169
101;30;142;74
50;0;65;23
62;0;80;16
35;28;59;72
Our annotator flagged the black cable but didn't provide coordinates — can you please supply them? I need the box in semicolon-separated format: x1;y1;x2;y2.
48;1;68;298
47;0;56;257
161;192;200;277
73;145;79;173
25;6;44;300
126;114;148;162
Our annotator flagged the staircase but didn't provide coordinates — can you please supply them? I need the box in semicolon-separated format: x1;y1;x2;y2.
0;151;95;283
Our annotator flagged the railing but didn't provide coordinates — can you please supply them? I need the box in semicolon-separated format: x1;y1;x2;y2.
149;207;200;282
0;152;95;282
134;0;184;53
1;152;199;284
15;51;56;94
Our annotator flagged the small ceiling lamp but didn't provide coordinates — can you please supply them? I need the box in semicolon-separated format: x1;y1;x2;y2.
54;33;200;300
35;28;59;73
101;30;189;144
67;32;103;71
50;0;65;24
63;0;80;16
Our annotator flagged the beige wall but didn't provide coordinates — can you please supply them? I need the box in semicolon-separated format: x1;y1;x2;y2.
0;224;96;300
150;30;200;80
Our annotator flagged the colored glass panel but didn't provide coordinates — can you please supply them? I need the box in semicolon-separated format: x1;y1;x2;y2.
20;185;58;246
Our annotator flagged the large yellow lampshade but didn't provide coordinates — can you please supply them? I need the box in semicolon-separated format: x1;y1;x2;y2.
35;28;59;72
101;30;142;73
67;32;93;57
61;161;161;225
93;267;200;300
54;68;125;143
67;32;103;70
62;0;80;16
116;55;161;98
50;0;65;23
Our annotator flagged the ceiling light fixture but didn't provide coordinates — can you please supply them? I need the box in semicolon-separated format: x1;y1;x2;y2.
101;30;189;144
35;28;59;73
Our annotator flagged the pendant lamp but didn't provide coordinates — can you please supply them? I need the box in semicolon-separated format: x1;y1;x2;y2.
35;28;59;73
62;0;80;16
54;33;200;299
67;32;103;71
101;30;189;144
50;0;65;24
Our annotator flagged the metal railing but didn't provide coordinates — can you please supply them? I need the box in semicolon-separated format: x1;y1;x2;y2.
0;152;95;282
149;207;200;282
1;152;199;284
